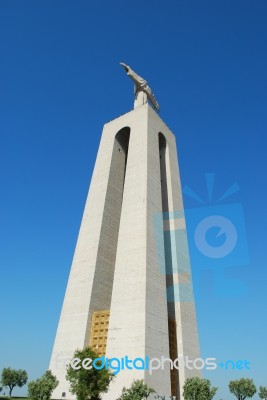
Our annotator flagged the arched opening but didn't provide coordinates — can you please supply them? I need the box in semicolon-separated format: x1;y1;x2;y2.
158;132;179;398
88;127;130;354
115;127;130;185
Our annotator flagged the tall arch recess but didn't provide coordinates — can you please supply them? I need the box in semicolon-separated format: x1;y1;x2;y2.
93;126;131;295
87;127;131;347
158;132;179;397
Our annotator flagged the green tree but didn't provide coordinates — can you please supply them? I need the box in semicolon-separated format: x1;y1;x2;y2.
229;378;256;400
259;386;267;399
183;377;218;400
66;347;113;400
117;379;155;400
28;370;58;400
1;367;28;397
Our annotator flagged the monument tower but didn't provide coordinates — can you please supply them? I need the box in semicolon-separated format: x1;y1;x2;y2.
49;63;200;400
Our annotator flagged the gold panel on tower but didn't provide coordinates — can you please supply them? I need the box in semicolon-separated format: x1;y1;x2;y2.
89;310;110;356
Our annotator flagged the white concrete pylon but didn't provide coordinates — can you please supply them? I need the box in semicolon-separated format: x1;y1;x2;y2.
49;104;200;400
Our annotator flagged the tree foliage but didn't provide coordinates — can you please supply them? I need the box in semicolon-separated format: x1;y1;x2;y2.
116;379;155;400
28;370;58;400
229;378;257;400
1;367;28;397
66;347;113;400
183;377;218;400
259;386;267;400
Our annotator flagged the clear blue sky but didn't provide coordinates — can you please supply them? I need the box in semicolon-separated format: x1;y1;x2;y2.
0;1;266;399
